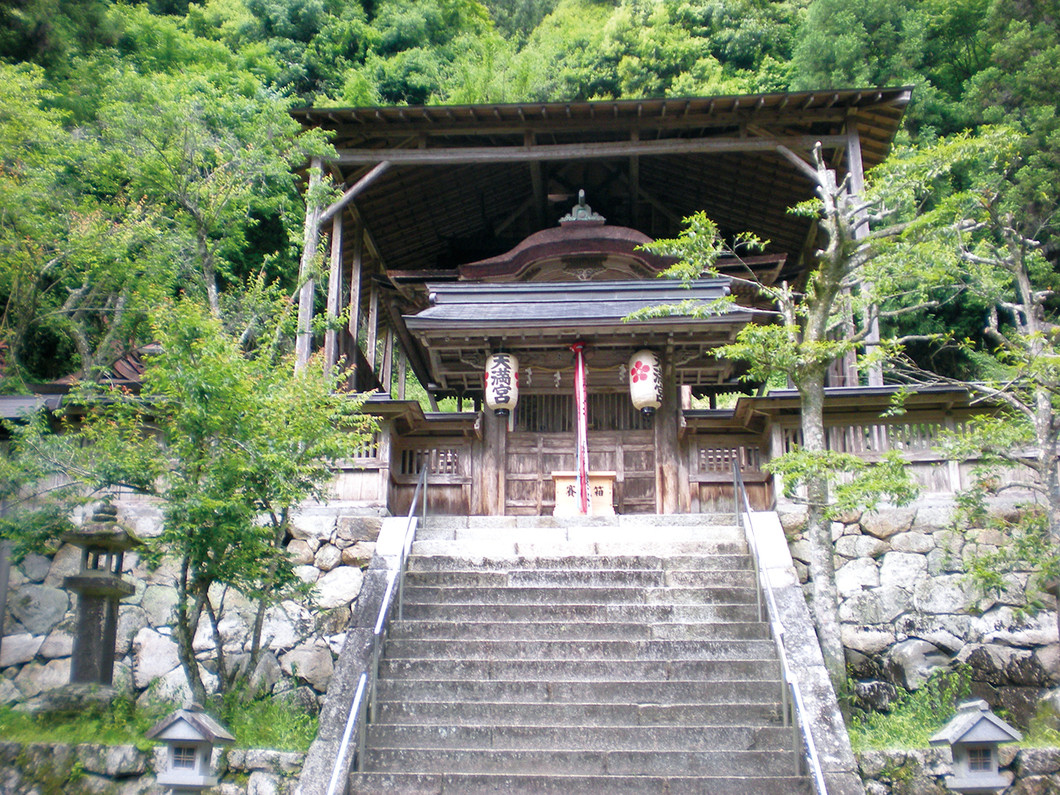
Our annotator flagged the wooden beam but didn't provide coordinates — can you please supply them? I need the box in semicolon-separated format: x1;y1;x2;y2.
382;297;434;390
295;157;323;371
655;351;680;514
318;161;391;226
309;108;858;142
494;195;535;235
774;144;820;183
332;134;850;166
636;185;682;227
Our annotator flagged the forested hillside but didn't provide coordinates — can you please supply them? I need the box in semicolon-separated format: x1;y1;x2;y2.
1;0;1058;383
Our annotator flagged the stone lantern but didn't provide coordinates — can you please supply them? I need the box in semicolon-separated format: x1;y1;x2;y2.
62;501;142;686
146;704;235;793
929;699;1022;793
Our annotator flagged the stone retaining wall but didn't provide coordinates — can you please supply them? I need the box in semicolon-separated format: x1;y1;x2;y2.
779;499;1060;725
1;500;383;709
856;746;1060;794
0;740;303;795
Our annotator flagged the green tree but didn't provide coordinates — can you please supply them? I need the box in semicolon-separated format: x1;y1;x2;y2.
0;63;176;385
95;66;308;320
636;142;960;688
790;0;912;91
68;301;374;701
515;0;617;101
877;129;1060;636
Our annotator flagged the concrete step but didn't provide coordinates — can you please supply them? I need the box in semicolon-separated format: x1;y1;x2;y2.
347;516;808;793
398;600;763;624
348;771;811;794
409;539;748;557
406;552;752;571
378;657;781;682
361;747;799;777
421;513;737;530
364;723;796;752
424;525;744;541
372;678;782;705
402;568;757;588
387;619;770;641
381;637;778;662
400;585;760;605
373;699;783;726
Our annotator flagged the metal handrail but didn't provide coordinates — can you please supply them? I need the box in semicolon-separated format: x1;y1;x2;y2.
325;463;430;795
733;461;828;795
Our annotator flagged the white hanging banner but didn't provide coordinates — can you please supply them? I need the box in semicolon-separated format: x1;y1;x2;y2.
571;341;590;514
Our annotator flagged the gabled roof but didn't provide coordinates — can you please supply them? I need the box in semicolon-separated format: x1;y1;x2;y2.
407;279;749;328
929;700;1022;746
147;707;235;744
404;279;768;394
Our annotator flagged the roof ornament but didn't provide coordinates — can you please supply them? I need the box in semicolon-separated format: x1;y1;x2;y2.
559;190;605;226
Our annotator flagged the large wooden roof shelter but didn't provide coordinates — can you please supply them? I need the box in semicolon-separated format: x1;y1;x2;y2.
291;88;917;516
294;87;910;286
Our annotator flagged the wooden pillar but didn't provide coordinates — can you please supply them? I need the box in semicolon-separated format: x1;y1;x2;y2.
527;132;545;230
381;325;394;395
654;352;679;514
769;422;788;503
677;385;691;513
847;122;883;387
629;129;640;228
944;414;963;492
366;281;379;375
481;408;507;515
347;222;364;367
376;420;392;511
295;157;323;371
323;212;343;373
397;349;407;400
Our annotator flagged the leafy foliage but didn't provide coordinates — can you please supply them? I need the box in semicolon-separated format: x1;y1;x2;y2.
848;666;972;752
0;689;317;751
61;302;375;700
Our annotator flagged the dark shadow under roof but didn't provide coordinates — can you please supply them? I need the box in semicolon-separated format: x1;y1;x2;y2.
293;87;912;286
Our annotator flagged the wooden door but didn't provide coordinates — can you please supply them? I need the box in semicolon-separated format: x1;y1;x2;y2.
504;430;655;515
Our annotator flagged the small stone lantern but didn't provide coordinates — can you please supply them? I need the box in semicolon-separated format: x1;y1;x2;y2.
146;704;235;793
62;501;142;686
929;699;1022;793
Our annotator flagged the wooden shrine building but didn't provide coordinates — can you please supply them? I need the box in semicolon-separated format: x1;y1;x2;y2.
290;88;977;516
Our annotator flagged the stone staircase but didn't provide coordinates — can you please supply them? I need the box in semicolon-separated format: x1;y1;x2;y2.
347;515;812;794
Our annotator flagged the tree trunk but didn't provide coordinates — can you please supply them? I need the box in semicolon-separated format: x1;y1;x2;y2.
175;560;209;704
799;372;847;691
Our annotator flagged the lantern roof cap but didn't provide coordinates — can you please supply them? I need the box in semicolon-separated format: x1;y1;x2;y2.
929;700;1022;746
146;703;235;745
61;501;143;551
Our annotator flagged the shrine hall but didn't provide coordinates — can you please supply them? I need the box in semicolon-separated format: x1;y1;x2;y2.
289;88;977;517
